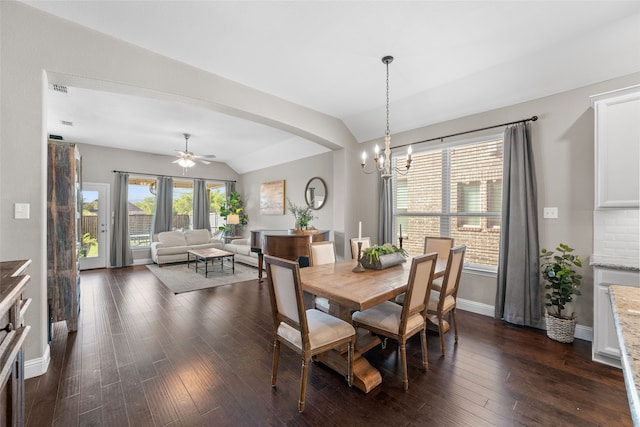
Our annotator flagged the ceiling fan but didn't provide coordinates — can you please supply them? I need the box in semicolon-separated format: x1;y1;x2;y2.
172;133;215;168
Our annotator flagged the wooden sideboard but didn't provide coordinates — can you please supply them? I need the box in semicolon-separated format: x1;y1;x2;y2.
0;259;32;426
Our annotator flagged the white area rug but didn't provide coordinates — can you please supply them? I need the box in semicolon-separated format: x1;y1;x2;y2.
146;261;259;294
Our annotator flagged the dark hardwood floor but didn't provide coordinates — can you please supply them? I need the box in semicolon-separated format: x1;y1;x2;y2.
25;265;631;426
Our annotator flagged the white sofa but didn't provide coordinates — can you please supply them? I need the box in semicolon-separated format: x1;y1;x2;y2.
222;238;261;268
151;229;224;266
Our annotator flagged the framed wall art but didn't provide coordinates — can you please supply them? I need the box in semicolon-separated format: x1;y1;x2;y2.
260;179;285;215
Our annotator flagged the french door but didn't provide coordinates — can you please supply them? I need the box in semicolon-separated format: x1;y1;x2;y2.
79;182;110;270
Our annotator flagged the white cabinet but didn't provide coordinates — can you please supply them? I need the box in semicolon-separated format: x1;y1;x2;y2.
592;267;640;367
591;86;640;209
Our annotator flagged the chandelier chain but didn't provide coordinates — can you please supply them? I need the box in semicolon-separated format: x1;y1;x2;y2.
386;60;390;136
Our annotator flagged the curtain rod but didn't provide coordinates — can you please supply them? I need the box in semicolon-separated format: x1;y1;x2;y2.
112;170;236;183
393;115;538;150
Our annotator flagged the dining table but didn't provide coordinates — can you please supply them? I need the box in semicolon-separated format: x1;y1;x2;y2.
299;255;447;393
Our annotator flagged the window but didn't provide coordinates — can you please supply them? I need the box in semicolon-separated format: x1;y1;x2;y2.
128;177;156;248
208;184;226;232
457;181;481;228
487;179;502;230
393;136;503;270
172;180;194;230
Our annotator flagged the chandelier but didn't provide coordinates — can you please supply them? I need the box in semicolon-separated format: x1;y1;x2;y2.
361;55;412;179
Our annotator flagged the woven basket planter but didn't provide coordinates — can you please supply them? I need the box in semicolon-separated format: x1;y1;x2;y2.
545;312;576;343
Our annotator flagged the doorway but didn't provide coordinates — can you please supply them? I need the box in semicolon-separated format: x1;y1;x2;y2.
79;182;110;270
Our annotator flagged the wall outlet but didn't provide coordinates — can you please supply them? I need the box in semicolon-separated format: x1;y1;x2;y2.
14;203;30;219
543;207;558;219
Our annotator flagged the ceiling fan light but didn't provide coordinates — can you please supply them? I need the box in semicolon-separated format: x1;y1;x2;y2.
177;157;195;168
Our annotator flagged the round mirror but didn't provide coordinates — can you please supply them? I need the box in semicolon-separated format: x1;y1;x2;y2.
305;177;327;210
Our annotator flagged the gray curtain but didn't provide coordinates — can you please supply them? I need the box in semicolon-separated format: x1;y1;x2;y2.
495;122;541;328
193;179;211;231
225;181;235;198
378;177;393;245
153;176;174;233
110;172;133;267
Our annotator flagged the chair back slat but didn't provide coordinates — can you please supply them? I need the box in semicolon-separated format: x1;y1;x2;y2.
270;264;300;323
438;246;466;308
424;236;454;262
350;237;371;259
264;255;309;340
400;253;437;330
309;241;337;266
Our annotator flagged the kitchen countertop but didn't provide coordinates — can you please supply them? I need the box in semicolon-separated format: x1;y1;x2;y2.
609;285;640;426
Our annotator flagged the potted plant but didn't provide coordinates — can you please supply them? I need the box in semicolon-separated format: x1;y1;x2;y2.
540;243;583;343
361;243;408;270
287;199;316;233
218;191;248;234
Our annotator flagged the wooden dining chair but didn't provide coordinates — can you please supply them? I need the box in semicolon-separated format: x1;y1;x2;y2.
351;253;438;391
424;236;454;292
308;241;337;312
427;245;466;355
350;237;371;259
309;241;337;266
264;255;355;413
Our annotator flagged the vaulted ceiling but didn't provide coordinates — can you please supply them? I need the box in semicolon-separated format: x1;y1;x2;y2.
25;1;640;173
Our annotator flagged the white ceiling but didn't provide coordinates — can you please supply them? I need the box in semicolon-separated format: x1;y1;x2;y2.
26;1;640;174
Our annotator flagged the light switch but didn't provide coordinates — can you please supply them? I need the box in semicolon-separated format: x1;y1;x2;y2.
14;203;30;219
543;207;558;219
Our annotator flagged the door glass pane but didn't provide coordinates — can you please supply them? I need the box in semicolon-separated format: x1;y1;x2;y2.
128;178;156;247
81;190;99;258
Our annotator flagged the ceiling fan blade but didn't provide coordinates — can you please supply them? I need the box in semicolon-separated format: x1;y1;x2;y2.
196;158;211;165
171;159;181;164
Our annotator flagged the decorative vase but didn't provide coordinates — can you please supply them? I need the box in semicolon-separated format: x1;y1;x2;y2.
545;311;576;343
359;252;406;270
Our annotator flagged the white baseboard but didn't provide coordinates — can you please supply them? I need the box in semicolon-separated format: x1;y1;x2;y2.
573;324;593;342
133;258;152;265
456;298;593;342
457;298;495;317
25;344;50;379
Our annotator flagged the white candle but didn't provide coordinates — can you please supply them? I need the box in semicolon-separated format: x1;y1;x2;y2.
400;224;402;238
358;221;362;240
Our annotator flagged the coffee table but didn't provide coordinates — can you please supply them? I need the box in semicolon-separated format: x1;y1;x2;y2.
187;248;235;278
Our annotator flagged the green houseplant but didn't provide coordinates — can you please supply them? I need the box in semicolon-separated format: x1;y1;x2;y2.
218;191;248;233
287;199;315;231
540;243;583;343
361;243;408;270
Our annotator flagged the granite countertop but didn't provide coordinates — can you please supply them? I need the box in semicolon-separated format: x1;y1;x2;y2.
590;255;640;271
609;285;640;426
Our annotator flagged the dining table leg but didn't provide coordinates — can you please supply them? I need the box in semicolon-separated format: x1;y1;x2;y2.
312;303;383;393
